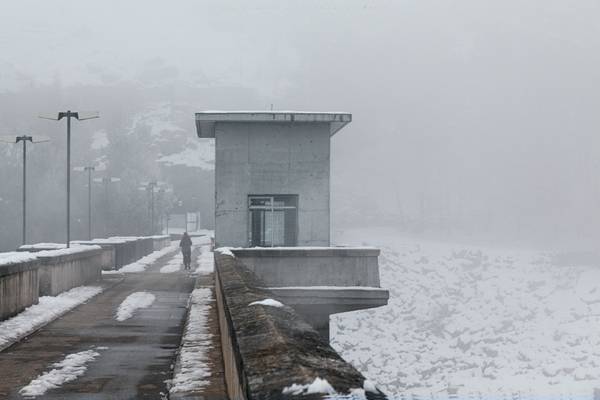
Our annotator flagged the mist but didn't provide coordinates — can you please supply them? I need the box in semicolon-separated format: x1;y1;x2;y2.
2;0;600;250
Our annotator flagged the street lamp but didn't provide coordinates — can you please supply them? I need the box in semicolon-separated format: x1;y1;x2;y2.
74;166;95;240
0;134;49;245
40;111;99;247
93;176;120;237
139;181;168;235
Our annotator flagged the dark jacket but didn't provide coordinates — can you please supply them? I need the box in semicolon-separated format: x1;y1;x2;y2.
179;234;192;251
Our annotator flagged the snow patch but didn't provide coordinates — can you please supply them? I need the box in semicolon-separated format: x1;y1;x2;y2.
0;251;37;266
282;377;336;395
169;288;213;394
118;243;178;273
19;349;100;397
215;247;234;257
115;292;156;321
194;246;214;275
0;286;102;350
249;298;284;308
160;253;182;273
36;245;101;257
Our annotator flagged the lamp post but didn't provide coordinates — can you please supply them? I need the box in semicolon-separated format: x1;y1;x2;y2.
139;181;170;235
93;176;120;237
40;111;99;247
0;134;49;245
75;166;95;240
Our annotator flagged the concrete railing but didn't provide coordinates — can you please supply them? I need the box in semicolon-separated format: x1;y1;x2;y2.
74;237;155;270
36;247;104;296
214;252;388;399
0;254;40;320
151;235;171;251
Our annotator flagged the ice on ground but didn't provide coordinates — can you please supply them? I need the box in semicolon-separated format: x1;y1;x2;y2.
115;292;156;321
331;228;600;397
118;243;178;273
169;288;214;394
0;251;37;266
249;298;284;308
19;349;101;397
194;246;214;275
0;286;102;350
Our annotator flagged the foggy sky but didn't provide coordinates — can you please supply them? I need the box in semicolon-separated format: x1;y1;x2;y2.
2;0;600;249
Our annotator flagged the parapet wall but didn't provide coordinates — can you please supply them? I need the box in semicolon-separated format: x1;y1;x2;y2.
36;247;104;296
152;235;171;251
214;252;387;399
0;256;40;320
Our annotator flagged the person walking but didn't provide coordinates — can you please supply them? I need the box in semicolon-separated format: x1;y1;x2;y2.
179;232;192;270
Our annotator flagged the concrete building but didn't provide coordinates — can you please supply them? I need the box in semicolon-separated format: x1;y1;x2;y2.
195;111;351;248
194;111;388;340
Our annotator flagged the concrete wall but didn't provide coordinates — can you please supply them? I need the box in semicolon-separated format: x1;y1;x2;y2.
214;252;388;399
152;235;171;251
231;247;382;287
37;248;103;296
215;122;331;248
74;240;135;270
0;260;40;321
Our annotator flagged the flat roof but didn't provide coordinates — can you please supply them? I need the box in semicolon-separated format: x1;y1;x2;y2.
195;111;351;138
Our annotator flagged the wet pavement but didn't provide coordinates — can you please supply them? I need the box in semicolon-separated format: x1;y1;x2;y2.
0;246;226;400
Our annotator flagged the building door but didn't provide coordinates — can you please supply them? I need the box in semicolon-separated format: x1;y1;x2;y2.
248;195;298;247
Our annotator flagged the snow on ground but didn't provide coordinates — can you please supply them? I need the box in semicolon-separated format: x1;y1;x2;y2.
215;247;234;257
19;349;101;397
283;377;336;395
169;287;213;394
160;253;183;273
117;243;178;273
0;286;103;351
194;245;214;275
249;298;284;308
331;228;600;398
115;292;156;321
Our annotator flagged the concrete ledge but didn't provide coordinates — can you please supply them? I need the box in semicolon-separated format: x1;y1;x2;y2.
267;286;389;307
214;252;387;399
231;247;382;287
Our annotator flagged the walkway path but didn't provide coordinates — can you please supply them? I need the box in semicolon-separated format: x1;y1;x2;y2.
0;242;227;400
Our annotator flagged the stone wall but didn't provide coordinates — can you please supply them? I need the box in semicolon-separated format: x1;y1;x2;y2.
37;248;103;296
214;252;387;399
0;259;40;321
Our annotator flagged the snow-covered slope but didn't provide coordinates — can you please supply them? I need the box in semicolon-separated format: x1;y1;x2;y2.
331;229;600;398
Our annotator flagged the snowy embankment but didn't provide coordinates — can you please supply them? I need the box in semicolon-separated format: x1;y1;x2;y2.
0;286;102;351
115;292;156;321
331;228;600;398
110;242;179;273
169;287;214;394
19;348;105;397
